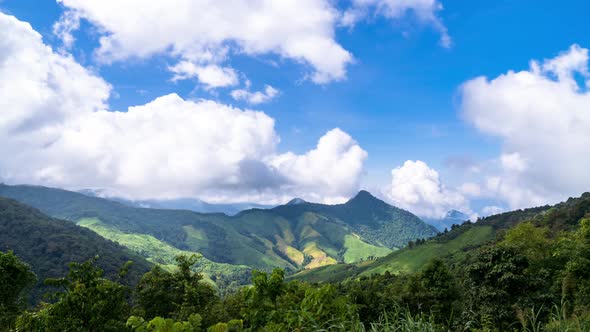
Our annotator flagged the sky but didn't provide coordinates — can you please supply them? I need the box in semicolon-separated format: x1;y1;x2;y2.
1;0;590;219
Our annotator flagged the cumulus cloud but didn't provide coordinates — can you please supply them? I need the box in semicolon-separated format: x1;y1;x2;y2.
0;12;367;204
461;44;590;209
342;0;451;48
169;62;239;89
231;85;279;105
271;128;368;204
0;12;110;140
54;0;353;84
385;160;470;218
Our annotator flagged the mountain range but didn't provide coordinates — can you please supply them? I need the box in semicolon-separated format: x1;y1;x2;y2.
0;184;437;287
77;189;274;215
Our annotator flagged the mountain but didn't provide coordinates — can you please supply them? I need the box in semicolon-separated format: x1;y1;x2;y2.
290;193;590;283
0;184;437;281
0;197;152;301
424;209;470;231
78;189;273;216
269;190;438;249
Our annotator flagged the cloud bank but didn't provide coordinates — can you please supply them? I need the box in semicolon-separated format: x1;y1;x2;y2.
0;12;367;204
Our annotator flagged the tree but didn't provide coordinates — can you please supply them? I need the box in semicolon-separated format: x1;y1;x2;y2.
243;269;285;328
135;254;218;325
127;314;203;332
0;251;36;330
15;257;131;332
500;221;552;263
404;259;459;320
464;246;530;329
554;218;590;312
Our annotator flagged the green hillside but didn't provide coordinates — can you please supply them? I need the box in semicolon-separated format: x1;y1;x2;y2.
0;197;152;301
0;184;436;282
290;195;569;283
76;218;252;288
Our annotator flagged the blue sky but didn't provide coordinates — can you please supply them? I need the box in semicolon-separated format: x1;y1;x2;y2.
2;0;590;218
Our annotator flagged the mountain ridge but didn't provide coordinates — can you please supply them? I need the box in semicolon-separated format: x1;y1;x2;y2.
0;183;437;283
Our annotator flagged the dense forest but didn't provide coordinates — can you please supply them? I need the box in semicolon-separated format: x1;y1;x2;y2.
2;193;590;331
0;197;152;301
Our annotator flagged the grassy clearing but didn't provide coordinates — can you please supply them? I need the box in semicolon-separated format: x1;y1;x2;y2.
342;234;393;264
360;225;494;276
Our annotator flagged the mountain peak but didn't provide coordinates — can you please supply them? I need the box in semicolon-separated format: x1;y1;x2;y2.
346;190;385;206
286;198;307;205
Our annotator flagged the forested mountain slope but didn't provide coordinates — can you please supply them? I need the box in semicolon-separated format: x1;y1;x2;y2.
292;193;590;283
0;197;152;300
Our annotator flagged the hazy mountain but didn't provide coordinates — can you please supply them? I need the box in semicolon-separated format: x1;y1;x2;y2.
78;189;274;215
0;184;436;279
425;210;471;231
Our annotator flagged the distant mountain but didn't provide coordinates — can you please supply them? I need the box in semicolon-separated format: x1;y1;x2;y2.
0;197;152;302
286;198;307;205
0;184;436;278
425;210;470;231
78;189;273;215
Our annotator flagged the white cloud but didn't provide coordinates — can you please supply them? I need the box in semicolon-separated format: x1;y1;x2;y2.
0;12;367;204
54;0;353;84
500;153;527;173
52;9;80;49
0;12;110;138
231;85;279;104
459;182;481;197
342;0;451;48
169;62;239;89
461;44;590;209
271;128;368;203
385;160;469;218
481;205;504;217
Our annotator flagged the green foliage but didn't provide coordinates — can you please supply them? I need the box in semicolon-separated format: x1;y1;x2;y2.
127;314;203;332
403;259;460;320
366;307;441;332
0;197;151;302
0;251;36;330
464;246;531;329
241;268;357;331
554;218;590;313
500;221;552;263
135;254;219;327
15;257;131;332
